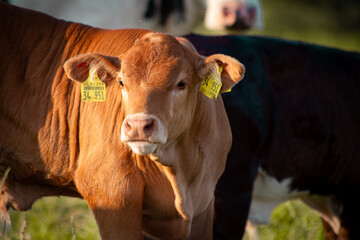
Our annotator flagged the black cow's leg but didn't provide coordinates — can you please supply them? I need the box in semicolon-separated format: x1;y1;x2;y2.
213;191;252;240
213;153;258;240
339;197;359;240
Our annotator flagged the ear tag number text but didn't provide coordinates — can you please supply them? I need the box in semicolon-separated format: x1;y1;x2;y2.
81;71;106;102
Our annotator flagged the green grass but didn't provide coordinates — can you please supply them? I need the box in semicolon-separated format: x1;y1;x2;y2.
2;198;325;240
242;200;325;240
4;197;100;240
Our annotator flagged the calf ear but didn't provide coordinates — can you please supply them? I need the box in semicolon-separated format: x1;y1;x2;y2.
197;54;245;92
63;53;121;83
176;37;198;53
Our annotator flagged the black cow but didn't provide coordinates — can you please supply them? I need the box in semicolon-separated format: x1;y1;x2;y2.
187;34;360;240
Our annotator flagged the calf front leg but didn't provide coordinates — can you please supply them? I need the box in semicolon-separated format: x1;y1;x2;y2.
75;161;144;240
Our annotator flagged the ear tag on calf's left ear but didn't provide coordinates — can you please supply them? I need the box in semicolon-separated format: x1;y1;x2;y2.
223;86;232;93
81;71;106;102
199;66;223;100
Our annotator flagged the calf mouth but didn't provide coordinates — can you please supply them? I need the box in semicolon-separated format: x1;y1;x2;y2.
126;140;159;156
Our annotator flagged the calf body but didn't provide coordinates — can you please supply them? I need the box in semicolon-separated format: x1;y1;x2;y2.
0;3;244;240
187;34;360;239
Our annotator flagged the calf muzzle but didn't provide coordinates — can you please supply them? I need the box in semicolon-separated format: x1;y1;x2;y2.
121;113;167;156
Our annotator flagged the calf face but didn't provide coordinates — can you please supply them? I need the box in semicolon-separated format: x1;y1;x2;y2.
120;33;244;158
64;32;244;160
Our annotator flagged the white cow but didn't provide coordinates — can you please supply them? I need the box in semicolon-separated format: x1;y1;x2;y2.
205;0;263;31
11;0;263;35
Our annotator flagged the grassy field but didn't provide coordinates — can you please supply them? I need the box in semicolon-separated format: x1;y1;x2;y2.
2;0;359;239
2;198;325;240
248;0;360;53
196;0;360;52
4;197;100;240
242;201;325;240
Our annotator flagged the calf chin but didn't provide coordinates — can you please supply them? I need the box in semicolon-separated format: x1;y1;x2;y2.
127;141;158;156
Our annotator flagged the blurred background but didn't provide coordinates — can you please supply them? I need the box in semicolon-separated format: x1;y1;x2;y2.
196;0;360;52
3;0;360;239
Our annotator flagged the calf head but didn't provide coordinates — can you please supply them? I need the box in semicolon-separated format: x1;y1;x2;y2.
64;32;244;161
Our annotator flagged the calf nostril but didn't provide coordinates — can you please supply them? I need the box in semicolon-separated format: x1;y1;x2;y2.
125;120;132;131
124;117;156;139
144;119;155;131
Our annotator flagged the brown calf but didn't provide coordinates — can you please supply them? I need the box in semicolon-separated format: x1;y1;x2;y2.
0;3;244;239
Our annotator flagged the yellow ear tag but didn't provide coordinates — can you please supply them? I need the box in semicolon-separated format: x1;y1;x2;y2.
199;66;223;100
81;71;106;102
223;88;231;93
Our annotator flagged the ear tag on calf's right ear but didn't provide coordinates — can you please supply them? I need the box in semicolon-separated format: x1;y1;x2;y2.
81;71;106;102
199;66;223;100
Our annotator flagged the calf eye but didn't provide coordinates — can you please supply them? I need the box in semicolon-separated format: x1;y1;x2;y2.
119;79;124;87
176;81;186;90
